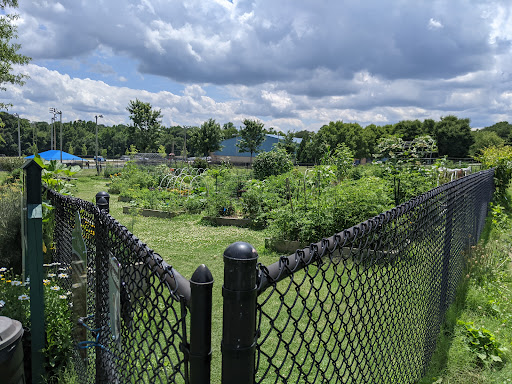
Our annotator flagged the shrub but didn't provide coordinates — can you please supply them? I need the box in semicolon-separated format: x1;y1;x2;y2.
252;148;293;180
268;176;393;243
477;145;512;201
0;266;74;381
192;158;209;170
0;156;24;172
0;184;22;273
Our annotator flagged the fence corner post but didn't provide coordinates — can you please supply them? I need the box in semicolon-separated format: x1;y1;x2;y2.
221;242;258;384
189;264;214;384
22;159;45;384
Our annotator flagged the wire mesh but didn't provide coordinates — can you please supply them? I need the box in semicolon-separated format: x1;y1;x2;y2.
45;187;190;384
255;169;494;383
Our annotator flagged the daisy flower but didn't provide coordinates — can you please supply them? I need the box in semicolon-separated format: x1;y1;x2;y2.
50;286;60;291
18;294;29;300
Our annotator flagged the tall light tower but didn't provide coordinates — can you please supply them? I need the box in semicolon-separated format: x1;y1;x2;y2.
49;108;58;151
95;114;103;175
56;110;62;162
13;113;21;157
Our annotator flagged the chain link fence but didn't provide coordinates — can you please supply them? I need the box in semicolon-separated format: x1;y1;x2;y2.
254;169;494;383
45;187;192;384
40;168;494;383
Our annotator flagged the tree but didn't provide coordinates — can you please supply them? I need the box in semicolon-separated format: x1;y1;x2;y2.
237;119;265;163
470;130;505;157
481;121;512;145
276;131;299;161
188;118;223;157
434;116;474;158
126;99;163;152
0;1;30;143
222;122;238;140
0;0;30;107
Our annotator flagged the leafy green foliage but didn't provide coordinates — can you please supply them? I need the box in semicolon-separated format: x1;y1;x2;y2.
252;148;293;180
188;118;222;157
268;176;392;243
321;143;354;181
0;266;74;381
0;156;24;171
0;184;21;272
458;320;506;366
434;115;474;158
126;99;163;152
237;119;266;161
470;130;505;157
374;135;438;205
0;0;31;110
477;146;512;201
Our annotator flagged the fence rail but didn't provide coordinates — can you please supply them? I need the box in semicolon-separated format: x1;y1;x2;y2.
36;167;494;383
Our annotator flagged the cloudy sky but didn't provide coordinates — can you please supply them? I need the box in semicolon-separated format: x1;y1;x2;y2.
2;0;512;131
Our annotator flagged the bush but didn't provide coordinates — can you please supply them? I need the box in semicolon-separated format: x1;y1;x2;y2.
268;176;393;243
0;157;24;172
252;148;293;180
0;184;22;273
477;145;512;200
192;158;209;170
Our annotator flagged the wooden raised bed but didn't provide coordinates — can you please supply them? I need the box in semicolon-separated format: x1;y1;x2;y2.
202;216;252;227
122;206;182;219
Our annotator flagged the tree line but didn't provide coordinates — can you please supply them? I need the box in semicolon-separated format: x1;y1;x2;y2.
0;99;511;161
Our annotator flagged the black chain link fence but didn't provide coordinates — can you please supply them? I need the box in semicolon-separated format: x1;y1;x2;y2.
254;169;494;383
41;168;494;383
45;187;191;384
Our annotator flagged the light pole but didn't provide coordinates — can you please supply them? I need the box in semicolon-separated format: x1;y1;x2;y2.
49;108;58;151
95;114;103;175
13;113;20;157
56;110;62;162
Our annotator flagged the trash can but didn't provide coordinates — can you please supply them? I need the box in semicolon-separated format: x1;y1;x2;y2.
0;316;25;384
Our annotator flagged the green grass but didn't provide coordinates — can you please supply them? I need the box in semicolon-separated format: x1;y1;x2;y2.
419;204;512;383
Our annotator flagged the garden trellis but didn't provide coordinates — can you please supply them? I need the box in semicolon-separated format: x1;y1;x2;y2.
33;166;494;383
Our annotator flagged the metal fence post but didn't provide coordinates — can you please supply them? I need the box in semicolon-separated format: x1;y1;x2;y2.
95;191;110;382
96;191;110;213
189;264;214;384
221;242;258;384
22;159;45;384
440;186;454;316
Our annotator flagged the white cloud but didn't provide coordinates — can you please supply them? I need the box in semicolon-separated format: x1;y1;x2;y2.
5;0;512;130
428;18;443;30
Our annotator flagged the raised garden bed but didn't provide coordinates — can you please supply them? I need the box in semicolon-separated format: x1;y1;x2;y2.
122;206;183;219
265;238;307;253
202;216;252;227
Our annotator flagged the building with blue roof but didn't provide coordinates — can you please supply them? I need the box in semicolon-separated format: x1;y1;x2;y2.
212;134;302;164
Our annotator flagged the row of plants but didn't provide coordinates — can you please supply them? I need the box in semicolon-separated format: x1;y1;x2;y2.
105;144;445;244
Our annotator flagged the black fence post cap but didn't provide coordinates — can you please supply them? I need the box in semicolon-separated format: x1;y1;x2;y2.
223;242;258;261
95;191;110;202
190;264;214;284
